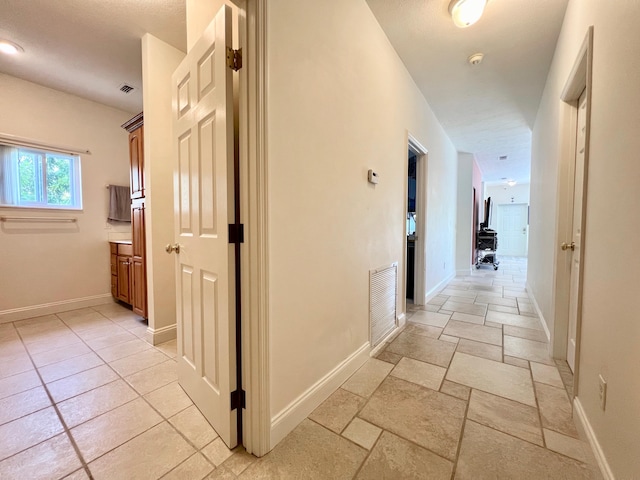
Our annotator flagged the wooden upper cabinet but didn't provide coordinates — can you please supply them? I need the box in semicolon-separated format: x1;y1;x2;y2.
122;112;144;199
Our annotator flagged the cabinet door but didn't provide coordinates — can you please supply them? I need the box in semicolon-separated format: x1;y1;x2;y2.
116;255;131;303
131;201;147;318
129;125;144;199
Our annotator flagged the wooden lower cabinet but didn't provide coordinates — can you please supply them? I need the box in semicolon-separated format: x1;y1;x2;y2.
111;242;132;304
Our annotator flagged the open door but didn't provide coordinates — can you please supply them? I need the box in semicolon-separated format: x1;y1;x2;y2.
566;89;587;372
170;5;237;448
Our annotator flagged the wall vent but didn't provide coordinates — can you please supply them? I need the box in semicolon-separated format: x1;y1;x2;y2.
119;83;135;94
369;263;398;347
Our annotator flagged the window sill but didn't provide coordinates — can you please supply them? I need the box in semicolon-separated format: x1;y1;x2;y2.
0;204;84;212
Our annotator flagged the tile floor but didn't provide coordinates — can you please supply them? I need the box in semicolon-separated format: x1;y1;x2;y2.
0;257;600;479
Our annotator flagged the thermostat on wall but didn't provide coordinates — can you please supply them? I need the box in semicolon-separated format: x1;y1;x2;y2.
368;169;379;184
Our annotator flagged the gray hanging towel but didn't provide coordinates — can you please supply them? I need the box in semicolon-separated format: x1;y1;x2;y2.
107;185;131;222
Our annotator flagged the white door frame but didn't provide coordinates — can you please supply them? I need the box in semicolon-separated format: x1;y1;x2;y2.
405;134;428;307
552;26;593;397
241;0;271;456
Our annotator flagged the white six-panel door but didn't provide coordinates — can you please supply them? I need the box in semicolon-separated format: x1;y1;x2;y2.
567;89;587;373
171;5;237;448
497;204;529;257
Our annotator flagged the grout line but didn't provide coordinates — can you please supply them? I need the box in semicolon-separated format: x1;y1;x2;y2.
450;388;472;479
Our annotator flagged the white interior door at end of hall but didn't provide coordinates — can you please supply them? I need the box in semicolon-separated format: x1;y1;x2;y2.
567;89;587;373
497;204;529;256
171;5;237;448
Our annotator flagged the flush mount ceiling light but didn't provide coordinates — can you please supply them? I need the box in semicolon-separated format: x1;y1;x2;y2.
0;40;24;55
449;0;487;28
507;180;517;187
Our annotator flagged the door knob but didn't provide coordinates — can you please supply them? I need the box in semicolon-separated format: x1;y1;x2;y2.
165;243;180;254
561;242;575;251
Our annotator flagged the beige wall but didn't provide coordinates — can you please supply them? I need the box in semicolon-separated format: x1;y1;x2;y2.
141;35;185;342
528;0;640;476
456;153;473;273
0;74;132;317
266;0;458;419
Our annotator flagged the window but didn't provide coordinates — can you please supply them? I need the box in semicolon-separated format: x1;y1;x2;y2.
0;144;82;209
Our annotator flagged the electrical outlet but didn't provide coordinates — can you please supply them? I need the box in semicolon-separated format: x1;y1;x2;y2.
598;374;607;410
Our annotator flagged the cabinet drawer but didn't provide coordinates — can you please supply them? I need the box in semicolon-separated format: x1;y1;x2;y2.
117;243;133;256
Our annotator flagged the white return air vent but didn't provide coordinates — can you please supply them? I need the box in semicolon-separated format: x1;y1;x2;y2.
369;263;398;347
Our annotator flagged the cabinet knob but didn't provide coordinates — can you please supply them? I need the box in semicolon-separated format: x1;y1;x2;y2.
165;243;180;254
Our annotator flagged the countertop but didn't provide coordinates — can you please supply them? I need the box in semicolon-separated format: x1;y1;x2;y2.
109;240;132;245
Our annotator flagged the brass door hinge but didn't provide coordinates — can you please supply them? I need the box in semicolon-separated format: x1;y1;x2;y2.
227;47;242;71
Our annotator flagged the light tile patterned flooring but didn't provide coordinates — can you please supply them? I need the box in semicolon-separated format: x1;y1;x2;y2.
0;257;599;479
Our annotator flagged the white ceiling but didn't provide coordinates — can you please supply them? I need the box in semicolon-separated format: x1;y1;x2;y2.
0;0;567;183
0;0;186;114
366;0;569;184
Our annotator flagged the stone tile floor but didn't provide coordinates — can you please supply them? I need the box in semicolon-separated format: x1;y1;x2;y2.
0;257;601;479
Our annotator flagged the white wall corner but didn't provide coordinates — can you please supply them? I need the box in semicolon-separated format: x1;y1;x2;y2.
145;323;177;346
270;342;370;448
573;397;615;480
425;271;456;303
526;282;551;343
397;312;407;328
0;294;114;324
370;320;406;358
457;268;472;277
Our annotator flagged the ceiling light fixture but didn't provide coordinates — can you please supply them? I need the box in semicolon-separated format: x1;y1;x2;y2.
0;40;24;55
449;0;487;28
507;180;517;187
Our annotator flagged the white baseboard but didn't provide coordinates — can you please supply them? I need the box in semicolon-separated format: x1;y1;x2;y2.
370;321;406;358
270;342;370;448
397;312;407;328
425;272;456;304
573;397;614;480
145;323;177;346
525;282;551;342
0;294;114;324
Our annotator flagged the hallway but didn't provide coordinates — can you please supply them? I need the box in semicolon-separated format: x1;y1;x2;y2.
0;258;600;478
251;256;600;478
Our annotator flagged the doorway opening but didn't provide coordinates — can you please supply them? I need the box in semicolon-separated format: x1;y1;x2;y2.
405;136;427;307
406;149;417;302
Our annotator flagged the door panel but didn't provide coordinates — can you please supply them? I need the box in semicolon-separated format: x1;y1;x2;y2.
129;126;144;199
497;204;528;256
131;202;147;317
567;89;587;372
171;5;236;448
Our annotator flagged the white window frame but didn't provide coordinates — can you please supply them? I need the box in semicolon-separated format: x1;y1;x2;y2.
0;144;83;210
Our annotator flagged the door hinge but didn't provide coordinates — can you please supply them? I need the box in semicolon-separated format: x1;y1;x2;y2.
227;47;242;71
230;389;246;410
228;224;244;244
